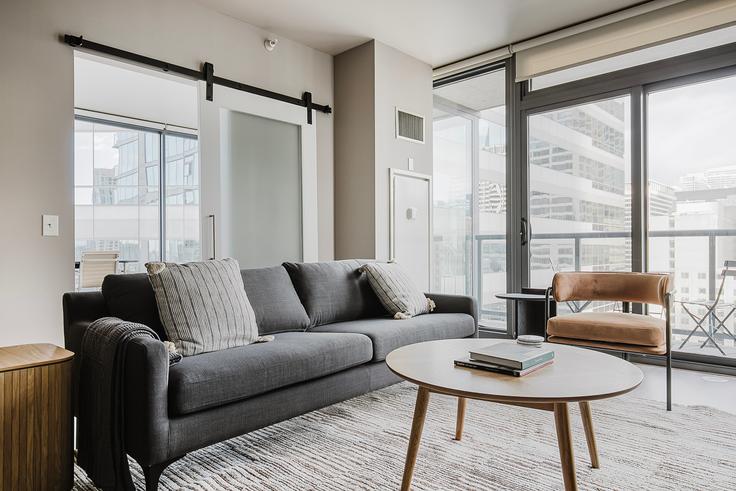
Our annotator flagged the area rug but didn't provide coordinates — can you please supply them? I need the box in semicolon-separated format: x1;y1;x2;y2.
74;383;736;490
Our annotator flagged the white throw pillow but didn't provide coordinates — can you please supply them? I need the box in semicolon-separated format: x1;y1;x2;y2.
360;262;435;319
146;258;260;356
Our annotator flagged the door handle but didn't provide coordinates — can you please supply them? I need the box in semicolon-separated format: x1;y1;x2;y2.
208;214;216;260
520;217;529;246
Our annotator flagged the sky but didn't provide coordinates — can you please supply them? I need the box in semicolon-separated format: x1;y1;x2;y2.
648;74;736;186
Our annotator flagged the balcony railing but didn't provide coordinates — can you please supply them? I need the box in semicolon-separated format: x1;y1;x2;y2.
474;229;736;357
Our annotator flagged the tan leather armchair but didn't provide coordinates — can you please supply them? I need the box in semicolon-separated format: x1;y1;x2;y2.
544;272;674;410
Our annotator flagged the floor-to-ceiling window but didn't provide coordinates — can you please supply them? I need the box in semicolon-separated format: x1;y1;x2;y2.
433;65;508;331
647;74;736;359
164;133;200;263
74;118;199;284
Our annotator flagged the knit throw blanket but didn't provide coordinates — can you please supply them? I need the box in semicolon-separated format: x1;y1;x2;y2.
77;317;181;490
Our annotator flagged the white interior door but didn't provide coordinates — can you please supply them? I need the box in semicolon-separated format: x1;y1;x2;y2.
390;169;432;290
198;82;318;267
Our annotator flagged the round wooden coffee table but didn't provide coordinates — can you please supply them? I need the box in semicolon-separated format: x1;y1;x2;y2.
386;339;643;491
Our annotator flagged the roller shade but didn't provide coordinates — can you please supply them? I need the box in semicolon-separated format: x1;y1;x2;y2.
515;0;736;82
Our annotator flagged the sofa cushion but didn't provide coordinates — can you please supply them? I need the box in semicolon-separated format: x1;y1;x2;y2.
168;331;373;415
360;262;434;319
283;260;385;327
311;313;475;361
547;312;665;347
241;266;310;334
146;259;259;356
101;273;167;340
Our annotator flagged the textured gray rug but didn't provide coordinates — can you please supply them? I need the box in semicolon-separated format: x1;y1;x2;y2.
74;383;736;490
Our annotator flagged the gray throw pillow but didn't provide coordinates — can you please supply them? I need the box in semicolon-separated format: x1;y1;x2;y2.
145;258;259;356
360;262;435;319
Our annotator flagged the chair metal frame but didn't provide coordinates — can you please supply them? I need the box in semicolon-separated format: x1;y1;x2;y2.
544;286;673;411
676;261;736;356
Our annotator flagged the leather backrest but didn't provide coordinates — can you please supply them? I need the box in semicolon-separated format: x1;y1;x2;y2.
552;272;673;306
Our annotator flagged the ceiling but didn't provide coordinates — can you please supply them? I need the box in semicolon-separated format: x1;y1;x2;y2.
195;0;646;67
435;69;506;112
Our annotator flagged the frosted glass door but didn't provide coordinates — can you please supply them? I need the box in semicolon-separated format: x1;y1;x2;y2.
225;111;302;267
198;82;318;267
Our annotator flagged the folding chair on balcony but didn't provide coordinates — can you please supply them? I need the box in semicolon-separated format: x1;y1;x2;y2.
676;260;736;356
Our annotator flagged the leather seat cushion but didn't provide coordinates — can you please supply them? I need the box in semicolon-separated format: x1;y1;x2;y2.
168;331;373;415
548;336;667;355
310;313;476;361
547;312;665;347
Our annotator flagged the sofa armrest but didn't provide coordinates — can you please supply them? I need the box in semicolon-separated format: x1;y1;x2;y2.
63;291;109;416
124;336;171;466
425;293;478;335
62;291;108;357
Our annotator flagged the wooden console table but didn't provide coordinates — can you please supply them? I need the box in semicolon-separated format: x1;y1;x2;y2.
0;343;75;490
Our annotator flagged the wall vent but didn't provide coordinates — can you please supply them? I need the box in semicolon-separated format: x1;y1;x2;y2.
396;108;425;144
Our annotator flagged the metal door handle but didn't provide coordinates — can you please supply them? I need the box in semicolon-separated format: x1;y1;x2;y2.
209;214;216;260
520;217;529;246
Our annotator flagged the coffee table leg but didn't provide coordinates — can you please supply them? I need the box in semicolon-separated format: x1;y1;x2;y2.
554;402;578;491
579;401;599;469
454;397;466;441
401;387;430;491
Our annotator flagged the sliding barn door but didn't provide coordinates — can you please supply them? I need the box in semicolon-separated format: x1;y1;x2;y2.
198;82;318;267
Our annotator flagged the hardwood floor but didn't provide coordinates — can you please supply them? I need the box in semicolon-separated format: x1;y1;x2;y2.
633;363;736;414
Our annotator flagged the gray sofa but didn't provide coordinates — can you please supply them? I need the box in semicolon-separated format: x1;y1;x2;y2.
63;259;477;490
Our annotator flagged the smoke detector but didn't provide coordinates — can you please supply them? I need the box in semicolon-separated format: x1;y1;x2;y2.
264;38;278;52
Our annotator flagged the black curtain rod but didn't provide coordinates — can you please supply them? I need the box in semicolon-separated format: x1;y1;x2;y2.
63;34;331;124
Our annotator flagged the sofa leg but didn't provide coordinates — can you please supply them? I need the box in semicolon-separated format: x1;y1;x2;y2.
141;456;184;491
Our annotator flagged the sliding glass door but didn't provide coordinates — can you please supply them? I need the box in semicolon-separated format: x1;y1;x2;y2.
514;38;736;368
527;95;633;297
433;65;509;332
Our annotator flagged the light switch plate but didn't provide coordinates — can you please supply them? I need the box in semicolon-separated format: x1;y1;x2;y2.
408;157;415;171
42;215;59;237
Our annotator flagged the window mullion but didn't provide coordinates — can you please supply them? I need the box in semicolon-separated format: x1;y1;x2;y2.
160;132;166;262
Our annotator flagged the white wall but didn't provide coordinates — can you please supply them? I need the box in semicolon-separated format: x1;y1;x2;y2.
0;0;334;346
373;41;433;260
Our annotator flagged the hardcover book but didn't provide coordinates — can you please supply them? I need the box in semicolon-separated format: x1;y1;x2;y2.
454;356;554;377
469;343;554;370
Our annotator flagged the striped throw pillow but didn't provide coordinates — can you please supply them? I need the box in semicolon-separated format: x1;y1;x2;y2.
360;262;435;319
145;258;259;356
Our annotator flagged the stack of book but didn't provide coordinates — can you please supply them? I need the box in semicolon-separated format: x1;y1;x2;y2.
454;343;554;377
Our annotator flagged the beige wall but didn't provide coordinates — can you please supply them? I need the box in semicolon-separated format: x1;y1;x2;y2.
0;0;334;346
333;40;433;261
334;41;376;259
